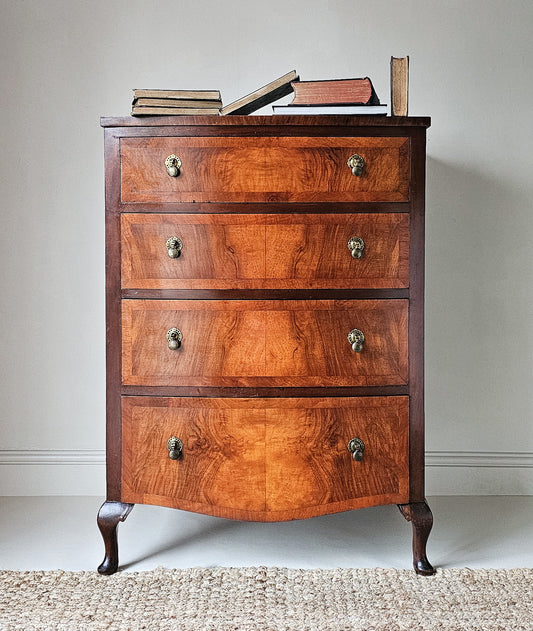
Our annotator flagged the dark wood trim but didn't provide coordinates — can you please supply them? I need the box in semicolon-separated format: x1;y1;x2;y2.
108;125;423;140
120;385;410;398
121;288;409;301
101;115;431;129
115;201;411;214
97;501;134;575
407;127;427;502
398;501;435;575
104;129;123;500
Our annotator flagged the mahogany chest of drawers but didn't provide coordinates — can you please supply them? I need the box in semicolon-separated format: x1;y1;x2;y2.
97;115;434;575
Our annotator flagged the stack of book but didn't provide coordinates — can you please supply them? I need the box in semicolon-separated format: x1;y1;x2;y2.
131;89;222;116
128;60;408;118
272;77;387;115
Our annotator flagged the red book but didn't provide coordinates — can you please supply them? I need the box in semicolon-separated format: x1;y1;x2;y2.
290;77;380;106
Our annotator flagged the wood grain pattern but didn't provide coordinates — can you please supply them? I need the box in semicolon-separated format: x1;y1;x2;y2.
121;396;409;520
265;213;409;289
120;136;409;203
122;397;265;513
121;299;408;387
265;396;409;516
121;213;409;290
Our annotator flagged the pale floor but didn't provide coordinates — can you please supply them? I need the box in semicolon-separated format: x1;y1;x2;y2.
0;496;532;572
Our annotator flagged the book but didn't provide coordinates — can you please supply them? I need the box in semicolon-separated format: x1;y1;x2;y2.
390;56;409;116
220;70;299;116
131;106;221;116
290;77;379;105
133;88;221;100
131;88;222;116
273;104;387;115
133;98;222;108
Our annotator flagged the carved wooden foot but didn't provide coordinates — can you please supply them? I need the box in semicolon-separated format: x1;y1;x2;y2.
398;500;436;575
97;501;134;575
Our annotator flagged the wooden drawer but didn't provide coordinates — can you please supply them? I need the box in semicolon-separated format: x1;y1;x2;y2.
121;299;408;387
121;213;409;290
120;136;409;204
121;396;409;520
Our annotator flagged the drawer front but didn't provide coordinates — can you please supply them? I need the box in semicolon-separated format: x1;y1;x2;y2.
120;136;409;204
122;397;266;515
121;213;409;290
121;299;408;387
121;396;409;520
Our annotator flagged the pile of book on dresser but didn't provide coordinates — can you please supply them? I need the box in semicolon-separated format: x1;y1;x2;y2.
129;59;408;117
131;89;222;116
272;76;388;115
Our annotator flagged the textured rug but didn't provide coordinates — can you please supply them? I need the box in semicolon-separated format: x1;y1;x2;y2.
0;567;532;631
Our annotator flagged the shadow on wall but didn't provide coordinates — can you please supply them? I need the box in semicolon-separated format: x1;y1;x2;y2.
424;156;533;447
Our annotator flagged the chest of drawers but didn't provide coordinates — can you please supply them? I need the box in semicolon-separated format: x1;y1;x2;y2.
97;115;434;575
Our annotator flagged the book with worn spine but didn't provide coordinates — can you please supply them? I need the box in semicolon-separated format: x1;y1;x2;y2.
131;107;221;116
220;70;299;115
290;77;380;106
131;88;222;116
390;57;409;116
133;89;221;100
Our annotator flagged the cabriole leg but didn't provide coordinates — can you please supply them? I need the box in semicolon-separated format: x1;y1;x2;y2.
97;501;134;575
398;500;435;575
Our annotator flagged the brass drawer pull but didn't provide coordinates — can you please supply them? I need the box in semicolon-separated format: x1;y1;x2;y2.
347;154;365;176
347;236;365;259
165;154;182;177
347;437;365;461
167;436;183;460
166;327;183;350
166;236;183;259
347;328;365;352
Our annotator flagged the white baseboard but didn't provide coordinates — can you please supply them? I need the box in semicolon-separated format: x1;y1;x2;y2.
425;451;533;496
0;450;105;496
0;449;532;496
0;450;105;465
426;451;533;469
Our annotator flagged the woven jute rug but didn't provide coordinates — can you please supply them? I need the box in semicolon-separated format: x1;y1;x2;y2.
1;567;532;630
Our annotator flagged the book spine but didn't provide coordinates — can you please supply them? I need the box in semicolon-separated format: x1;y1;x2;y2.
390;57;409;116
131;107;221;116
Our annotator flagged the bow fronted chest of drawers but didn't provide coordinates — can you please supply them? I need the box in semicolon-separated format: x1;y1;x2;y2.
97;115;434;575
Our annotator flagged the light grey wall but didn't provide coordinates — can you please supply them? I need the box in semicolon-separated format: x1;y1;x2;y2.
1;0;532;495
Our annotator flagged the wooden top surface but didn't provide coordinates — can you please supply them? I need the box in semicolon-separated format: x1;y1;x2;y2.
101;114;431;128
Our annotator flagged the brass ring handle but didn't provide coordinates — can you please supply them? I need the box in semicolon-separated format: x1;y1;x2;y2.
347;154;365;176
347;437;365;461
167;436;183;460
347;236;365;259
165;154;182;177
166;236;183;259
166;327;183;350
347;328;365;352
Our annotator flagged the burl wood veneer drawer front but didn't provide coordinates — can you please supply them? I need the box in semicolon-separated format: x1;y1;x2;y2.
121;396;409;520
121;299;408;387
120;136;409;204
121;213;409;290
